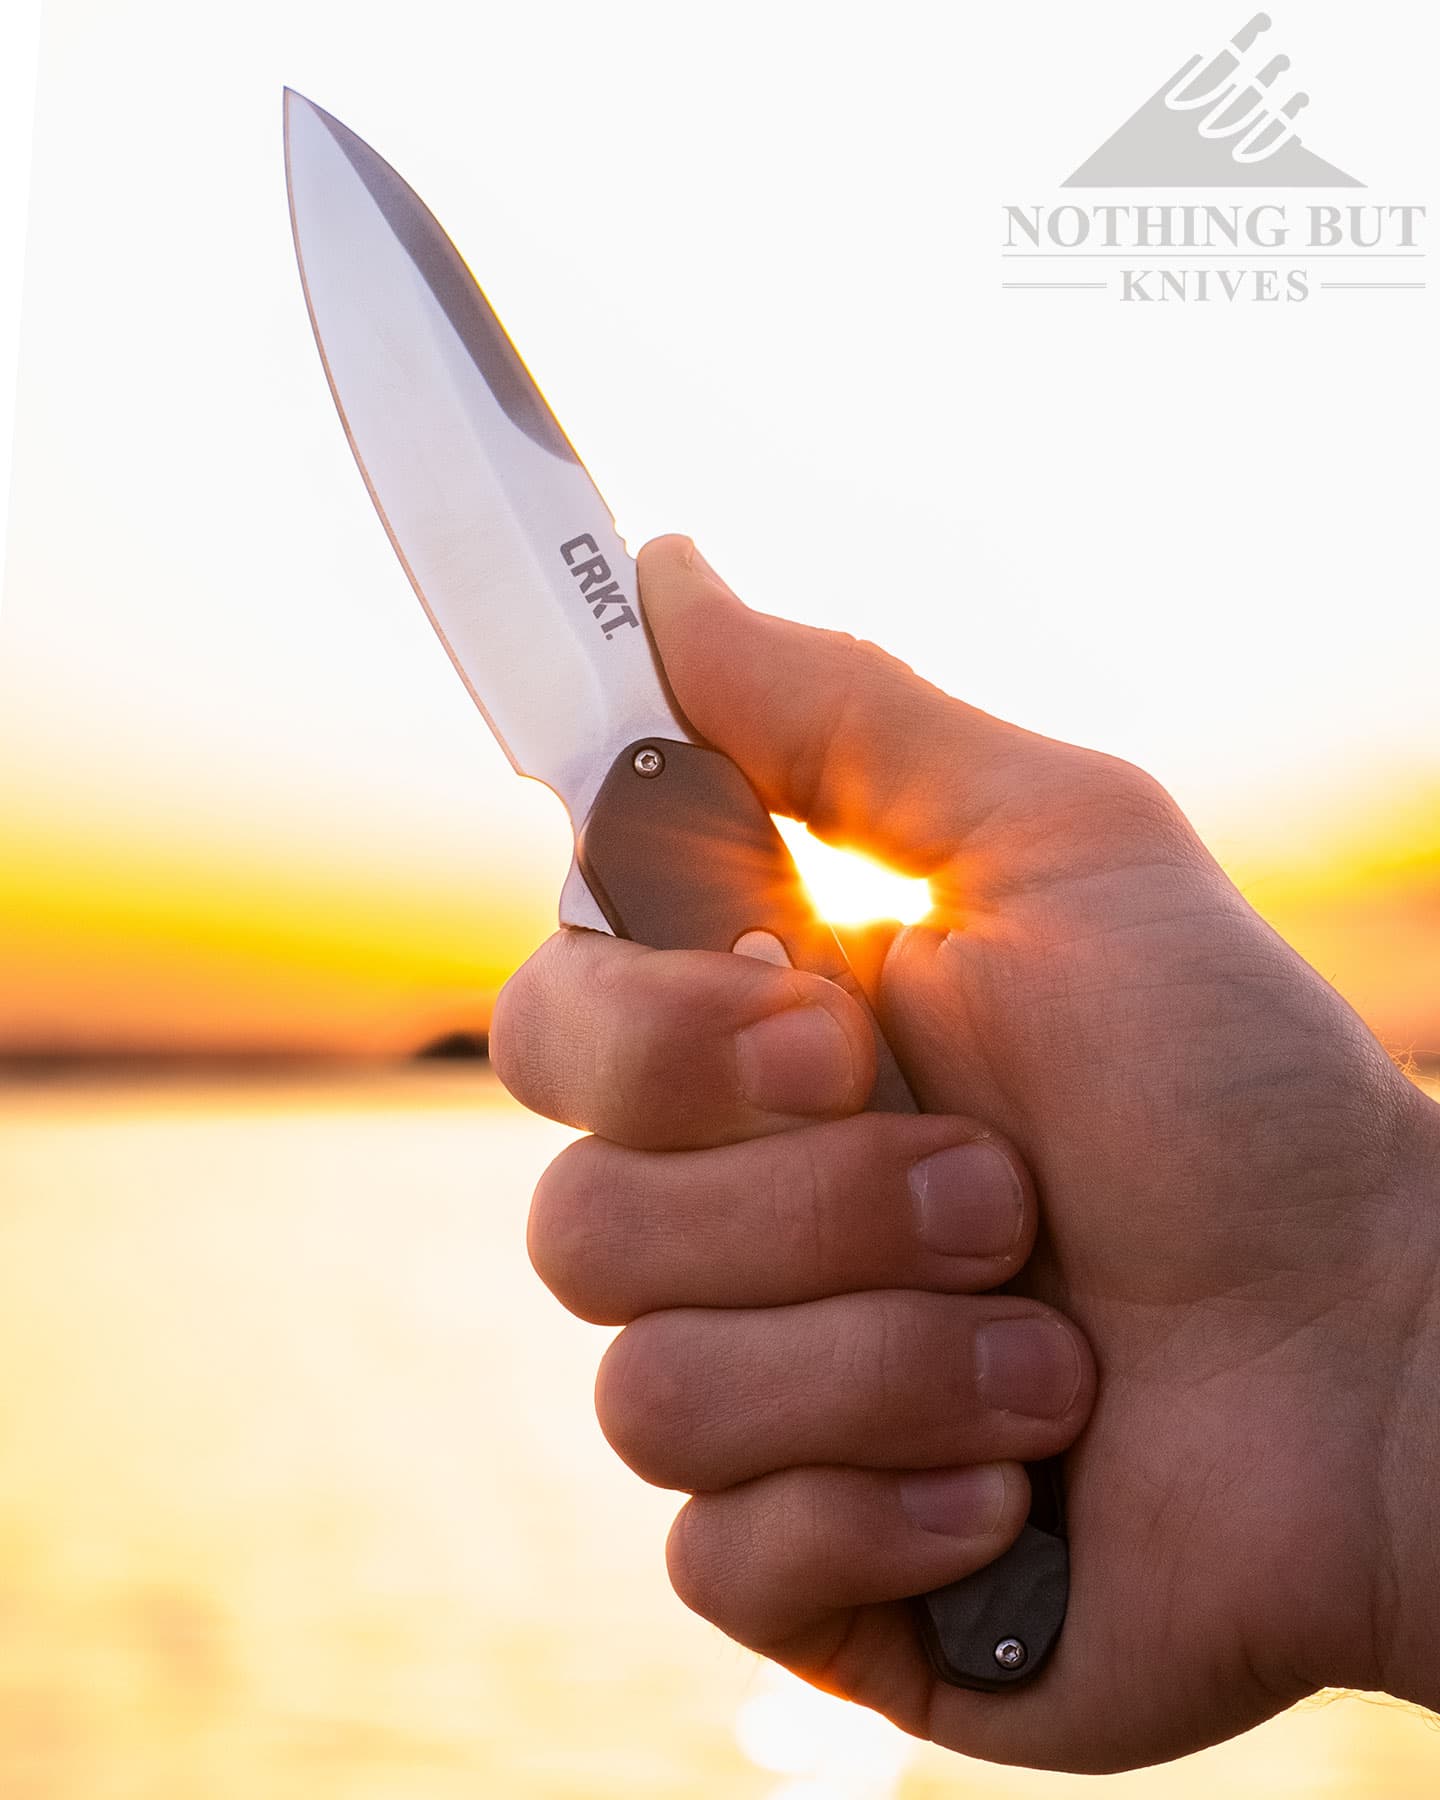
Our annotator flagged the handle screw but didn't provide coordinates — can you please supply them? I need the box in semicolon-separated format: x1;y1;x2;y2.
633;746;665;778
993;1637;1027;1670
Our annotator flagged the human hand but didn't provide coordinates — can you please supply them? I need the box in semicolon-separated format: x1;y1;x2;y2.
492;925;1096;1664
495;536;1440;1772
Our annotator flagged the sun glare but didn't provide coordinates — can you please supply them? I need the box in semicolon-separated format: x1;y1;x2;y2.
774;818;931;927
733;1664;915;1797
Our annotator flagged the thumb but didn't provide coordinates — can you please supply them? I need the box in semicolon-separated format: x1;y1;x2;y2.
636;535;1034;876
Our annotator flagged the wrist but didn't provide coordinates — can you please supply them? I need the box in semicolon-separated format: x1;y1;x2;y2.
1370;1076;1440;1710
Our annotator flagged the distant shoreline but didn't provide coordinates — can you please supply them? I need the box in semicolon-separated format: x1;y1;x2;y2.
1;1045;1433;1091
0;1028;490;1078
0;1048;491;1084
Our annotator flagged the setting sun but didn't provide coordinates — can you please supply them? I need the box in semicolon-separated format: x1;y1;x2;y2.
774;817;932;927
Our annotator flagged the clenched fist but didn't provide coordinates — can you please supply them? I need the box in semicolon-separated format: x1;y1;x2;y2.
493;536;1440;1774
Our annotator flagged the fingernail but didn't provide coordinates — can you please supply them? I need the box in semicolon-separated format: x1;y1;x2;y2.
909;1143;1024;1258
899;1465;1008;1539
976;1318;1083;1420
735;1006;857;1116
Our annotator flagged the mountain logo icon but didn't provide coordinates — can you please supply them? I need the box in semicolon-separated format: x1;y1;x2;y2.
1064;13;1363;188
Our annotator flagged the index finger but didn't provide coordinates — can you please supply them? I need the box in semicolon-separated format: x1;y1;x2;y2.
490;928;876;1150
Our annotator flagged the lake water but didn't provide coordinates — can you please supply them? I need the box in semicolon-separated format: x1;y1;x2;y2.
1;1071;1437;1798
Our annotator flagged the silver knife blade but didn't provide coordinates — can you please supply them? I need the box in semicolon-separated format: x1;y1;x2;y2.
283;91;691;841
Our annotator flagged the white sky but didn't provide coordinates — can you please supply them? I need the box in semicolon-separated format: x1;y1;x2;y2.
2;0;1436;915
0;0;43;569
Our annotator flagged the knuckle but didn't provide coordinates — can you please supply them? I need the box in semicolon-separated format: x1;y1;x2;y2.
763;1133;836;1280
1019;745;1200;880
763;1115;907;1286
490;935;597;1108
1081;753;1190;847
486;967;532;1096
582;933;637;1012
665;1497;735;1624
668;1487;792;1644
850;1293;935;1420
1096;755;1182;823
604;956;745;1134
594;1315;697;1487
629;963;713;1066
668;1477;857;1652
770;1476;834;1586
862;1294;980;1459
526;1139;620;1321
796;630;908;834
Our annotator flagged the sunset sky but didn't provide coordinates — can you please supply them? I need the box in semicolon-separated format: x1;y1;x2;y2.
1;0;1436;1059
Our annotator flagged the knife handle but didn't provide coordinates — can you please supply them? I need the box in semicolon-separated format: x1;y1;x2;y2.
575;738;1067;1690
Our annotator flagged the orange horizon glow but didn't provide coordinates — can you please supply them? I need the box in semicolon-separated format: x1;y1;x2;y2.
3;765;1436;1062
0;790;550;1057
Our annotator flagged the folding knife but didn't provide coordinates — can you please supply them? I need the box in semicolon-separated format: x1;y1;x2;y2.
283;89;1067;1692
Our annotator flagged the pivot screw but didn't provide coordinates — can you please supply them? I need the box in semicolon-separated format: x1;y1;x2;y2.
633;746;665;778
993;1637;1027;1671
